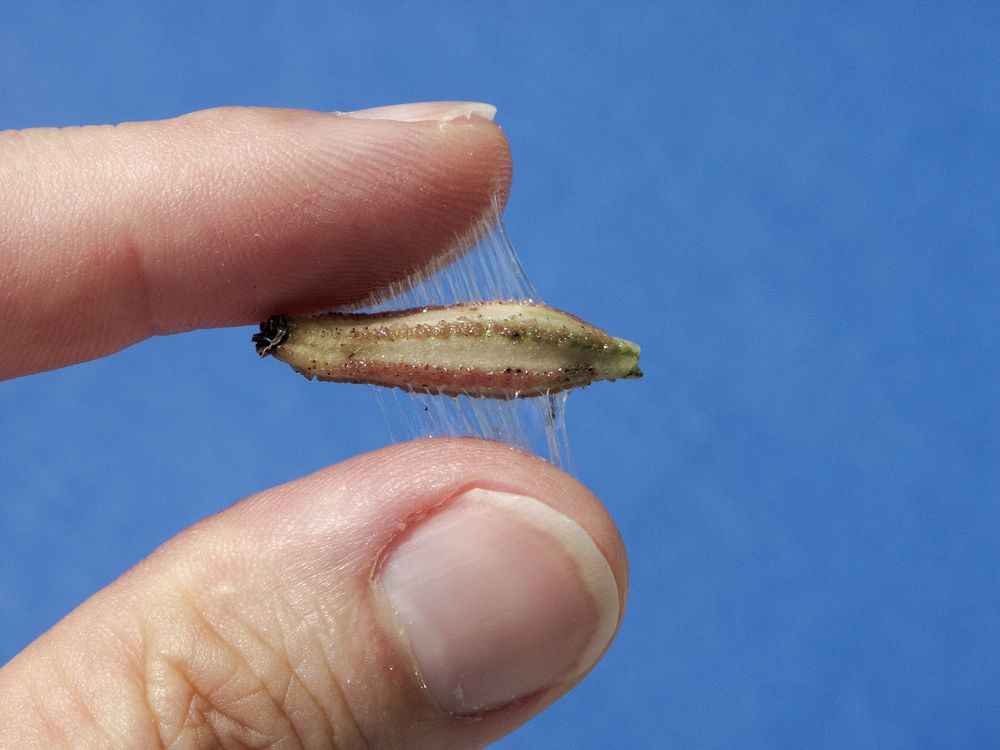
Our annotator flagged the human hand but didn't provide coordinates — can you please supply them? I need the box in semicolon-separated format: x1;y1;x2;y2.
0;103;627;748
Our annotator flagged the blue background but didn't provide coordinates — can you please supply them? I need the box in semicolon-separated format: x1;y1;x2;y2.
2;3;999;748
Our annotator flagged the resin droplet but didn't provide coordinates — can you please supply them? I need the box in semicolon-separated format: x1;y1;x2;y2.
253;301;642;399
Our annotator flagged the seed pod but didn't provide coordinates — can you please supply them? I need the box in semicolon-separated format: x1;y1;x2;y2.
253;302;642;399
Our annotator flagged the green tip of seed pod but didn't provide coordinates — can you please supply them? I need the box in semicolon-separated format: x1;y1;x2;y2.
613;338;642;380
252;315;288;358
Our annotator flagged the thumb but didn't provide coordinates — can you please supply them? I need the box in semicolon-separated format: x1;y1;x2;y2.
0;439;627;749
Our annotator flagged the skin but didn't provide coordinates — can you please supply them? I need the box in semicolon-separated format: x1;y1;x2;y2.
0;105;629;749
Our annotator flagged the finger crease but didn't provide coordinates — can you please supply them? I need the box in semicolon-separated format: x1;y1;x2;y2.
241;615;335;749
50;654;121;748
184;604;306;750
120;222;160;338
305;601;376;750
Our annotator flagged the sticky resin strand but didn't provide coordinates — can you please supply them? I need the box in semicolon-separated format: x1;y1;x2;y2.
359;202;540;312
254;205;640;469
376;206;580;468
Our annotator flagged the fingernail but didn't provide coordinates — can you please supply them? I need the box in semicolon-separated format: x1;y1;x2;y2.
379;488;620;715
342;101;497;123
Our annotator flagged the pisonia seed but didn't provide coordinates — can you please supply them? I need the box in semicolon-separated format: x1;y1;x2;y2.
253;301;642;399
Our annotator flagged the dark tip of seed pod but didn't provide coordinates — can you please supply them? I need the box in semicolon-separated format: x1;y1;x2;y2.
624;365;643;379
252;315;289;358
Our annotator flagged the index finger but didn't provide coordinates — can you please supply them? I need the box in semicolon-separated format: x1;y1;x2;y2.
0;103;511;380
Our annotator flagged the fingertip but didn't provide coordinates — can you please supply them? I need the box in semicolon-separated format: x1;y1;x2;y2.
0;106;513;378
0;438;626;749
134;105;514;325
237;437;627;743
244;437;626;604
